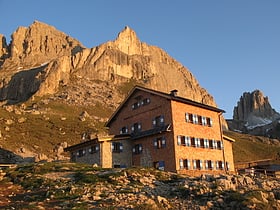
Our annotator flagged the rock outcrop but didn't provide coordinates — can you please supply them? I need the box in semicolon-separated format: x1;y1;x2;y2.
0;21;226;128
229;90;280;137
1;20;84;70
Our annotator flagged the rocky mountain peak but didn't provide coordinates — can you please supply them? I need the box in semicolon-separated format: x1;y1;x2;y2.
1;20;84;70
113;26;142;55
230;90;280;134
234;90;278;121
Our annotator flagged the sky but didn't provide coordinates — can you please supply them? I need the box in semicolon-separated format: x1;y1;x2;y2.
0;0;279;119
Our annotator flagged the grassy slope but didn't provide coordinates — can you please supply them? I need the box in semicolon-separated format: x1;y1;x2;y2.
0;100;113;159
224;130;280;163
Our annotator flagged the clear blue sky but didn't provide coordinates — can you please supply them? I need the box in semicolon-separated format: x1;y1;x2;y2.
1;0;279;119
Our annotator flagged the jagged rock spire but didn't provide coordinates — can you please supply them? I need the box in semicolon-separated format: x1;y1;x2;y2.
232;90;280;130
114;26;142;55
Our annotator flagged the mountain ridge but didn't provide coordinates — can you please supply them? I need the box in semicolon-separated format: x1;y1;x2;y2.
0;21;218;109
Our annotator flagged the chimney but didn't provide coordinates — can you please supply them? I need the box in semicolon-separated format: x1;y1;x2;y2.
170;89;178;97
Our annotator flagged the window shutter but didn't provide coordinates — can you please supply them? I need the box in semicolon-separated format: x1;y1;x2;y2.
131;125;135;132
216;161;219;169
179;159;184;169
119;129;122;134
222;162;225;169
132;148;136;153
96;145;100;151
185;113;189;122
205;160;208;169
187;160;191;169
213;140;216;149
120;143;123;152
111;143;115;151
152;118;156;126
139;144;142;151
138;123;141;130
89;148;92;153
196;138;200;147
160;115;164;123
186;136;191;147
210;118;213;126
193;160;197;169
211;161;214;169
226;162;230;170
177;136;181;145
200;160;203;169
154;139;158;148
221;141;224;149
162;137;166;147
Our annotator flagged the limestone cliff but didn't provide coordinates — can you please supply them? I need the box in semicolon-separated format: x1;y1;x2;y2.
0;20;84;70
229;90;280;137
0;21;222;121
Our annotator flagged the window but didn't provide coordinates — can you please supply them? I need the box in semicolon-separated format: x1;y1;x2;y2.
77;149;86;157
226;162;230;171
154;161;165;170
190;137;196;147
132;144;143;154
179;159;191;170
132;101;141;110
209;140;214;149
217;141;223;150
132;98;150;109
199;138;204;148
204;139;209;148
216;161;224;170
193;159;203;170
120;126;128;134
152;115;165;127
142;98;151;105
186;113;213;127
213;140;217;149
193;114;199;124
202;116;207;126
185;113;193;123
112;142;123;153
198;115;202;125
89;145;99;154
207;117;213;127
131;123;142;133
195;138;200;148
205;160;214;170
154;137;166;149
178;136;191;146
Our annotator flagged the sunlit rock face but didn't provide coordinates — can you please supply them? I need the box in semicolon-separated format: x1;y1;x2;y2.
229;90;280;137
0;21;227;126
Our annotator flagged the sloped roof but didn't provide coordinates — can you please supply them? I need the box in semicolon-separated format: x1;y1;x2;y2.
223;134;236;142
64;135;130;152
105;85;225;127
